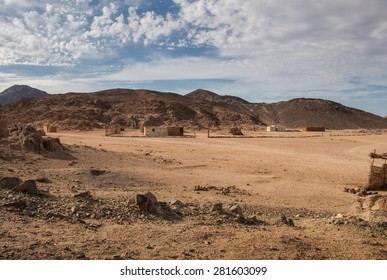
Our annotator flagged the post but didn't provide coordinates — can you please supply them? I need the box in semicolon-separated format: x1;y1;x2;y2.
207;128;210;138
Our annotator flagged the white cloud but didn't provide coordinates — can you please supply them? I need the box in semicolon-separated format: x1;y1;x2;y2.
0;0;387;115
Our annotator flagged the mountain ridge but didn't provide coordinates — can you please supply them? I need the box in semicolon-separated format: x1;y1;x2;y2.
0;87;386;130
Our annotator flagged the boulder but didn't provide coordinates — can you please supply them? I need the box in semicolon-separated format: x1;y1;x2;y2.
18;125;45;153
42;137;63;152
13;180;39;196
0;177;22;190
135;192;163;215
17;125;63;153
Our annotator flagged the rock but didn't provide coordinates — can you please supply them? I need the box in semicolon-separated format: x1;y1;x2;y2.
134;192;163;215
35;177;52;183
0;177;22;190
277;213;295;227
336;213;344;219
373;196;387;212
135;194;149;212
71;206;77;214
211;203;223;212
90;169;106;176
287;218;295;227
1;199;29;211
194;185;209;191
17;125;63;153
13;180;39;196
42;137;63;152
228;204;243;216
74;191;92;199
363;195;382;209
18;125;45;153
170;200;186;208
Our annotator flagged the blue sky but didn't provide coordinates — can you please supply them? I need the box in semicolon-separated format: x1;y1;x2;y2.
0;0;387;116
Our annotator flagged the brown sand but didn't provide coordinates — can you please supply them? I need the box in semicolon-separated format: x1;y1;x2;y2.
1;130;386;260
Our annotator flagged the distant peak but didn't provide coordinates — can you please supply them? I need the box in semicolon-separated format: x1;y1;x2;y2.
186;89;219;98
186;89;249;105
0;84;48;105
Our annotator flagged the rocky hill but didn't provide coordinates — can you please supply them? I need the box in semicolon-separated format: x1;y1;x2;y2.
0;88;386;130
0;85;49;106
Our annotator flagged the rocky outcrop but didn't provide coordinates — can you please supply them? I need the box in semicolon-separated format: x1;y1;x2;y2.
16;125;63;153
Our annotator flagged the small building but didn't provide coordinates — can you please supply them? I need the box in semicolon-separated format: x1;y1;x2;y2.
267;125;285;132
304;126;325;132
144;126;184;137
43;125;57;133
368;152;387;190
105;124;123;136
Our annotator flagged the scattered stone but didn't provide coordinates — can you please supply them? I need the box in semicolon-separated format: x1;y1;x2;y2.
170;200;186;208
344;186;374;196
75;253;87;260
277;213;295;227
74;191;92;199
336;213;344;219
194;185;209;191
211;203;223;212
13;180;39;196
0;177;22;190
90;169;106;176
236;215;266;225
228;204;243;216
35;177;52;183
1;199;29;211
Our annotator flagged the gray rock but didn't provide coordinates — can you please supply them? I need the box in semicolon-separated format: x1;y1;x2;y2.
0;177;22;190
13;180;39;196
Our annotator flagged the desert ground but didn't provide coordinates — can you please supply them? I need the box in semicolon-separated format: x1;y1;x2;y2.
1;129;386;260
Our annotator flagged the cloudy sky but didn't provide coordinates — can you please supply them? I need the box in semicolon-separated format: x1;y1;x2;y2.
0;0;387;116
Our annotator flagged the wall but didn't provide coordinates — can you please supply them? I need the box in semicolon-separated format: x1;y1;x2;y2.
368;164;387;190
144;127;168;137
144;127;184;137
304;126;325;132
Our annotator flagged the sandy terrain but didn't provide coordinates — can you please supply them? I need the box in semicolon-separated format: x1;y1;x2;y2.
1;129;386;260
